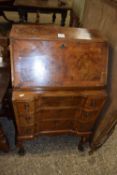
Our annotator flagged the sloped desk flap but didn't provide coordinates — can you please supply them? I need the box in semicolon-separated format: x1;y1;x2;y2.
10;25;108;89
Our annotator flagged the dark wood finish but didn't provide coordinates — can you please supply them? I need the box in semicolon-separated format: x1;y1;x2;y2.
14;0;72;26
0;0;72;26
10;25;109;153
0;0;14;22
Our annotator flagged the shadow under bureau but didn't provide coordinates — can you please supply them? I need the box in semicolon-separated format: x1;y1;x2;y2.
10;25;108;155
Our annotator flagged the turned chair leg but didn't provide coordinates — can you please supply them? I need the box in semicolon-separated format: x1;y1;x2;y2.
35;11;40;24
0;11;13;23
52;13;56;23
18;10;28;23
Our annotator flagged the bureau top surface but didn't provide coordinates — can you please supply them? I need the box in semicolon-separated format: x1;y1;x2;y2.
10;25;105;42
10;25;108;90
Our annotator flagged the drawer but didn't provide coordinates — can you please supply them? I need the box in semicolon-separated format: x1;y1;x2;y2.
75;109;99;123
15;101;34;114
37;120;73;132
18;113;35;127
36;108;76;120
84;96;106;110
35;96;84;109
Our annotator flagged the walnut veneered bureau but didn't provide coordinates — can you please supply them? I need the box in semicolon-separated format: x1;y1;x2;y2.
10;25;108;154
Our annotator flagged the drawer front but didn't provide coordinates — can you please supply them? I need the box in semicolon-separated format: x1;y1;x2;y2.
37;120;73;132
18;113;34;126
14;102;35;127
36;108;76;121
75;109;100;123
15;102;34;114
35;96;84;109
74;109;99;132
75;109;99;123
84;96;106;110
74;121;95;132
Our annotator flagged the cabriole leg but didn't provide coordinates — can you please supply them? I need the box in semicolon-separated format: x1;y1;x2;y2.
78;136;88;152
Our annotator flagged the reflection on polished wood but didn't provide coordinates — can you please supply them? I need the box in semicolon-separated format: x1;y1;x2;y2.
10;25;109;153
10;25;108;89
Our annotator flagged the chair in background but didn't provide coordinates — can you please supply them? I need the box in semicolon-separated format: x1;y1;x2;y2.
0;0;14;22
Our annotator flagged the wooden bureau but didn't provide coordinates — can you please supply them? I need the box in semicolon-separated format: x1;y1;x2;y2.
10;25;108;154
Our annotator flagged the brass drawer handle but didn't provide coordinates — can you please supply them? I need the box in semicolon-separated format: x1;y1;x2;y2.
24;104;29;112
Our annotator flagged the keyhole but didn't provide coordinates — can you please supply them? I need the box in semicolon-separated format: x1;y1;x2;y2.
60;44;65;49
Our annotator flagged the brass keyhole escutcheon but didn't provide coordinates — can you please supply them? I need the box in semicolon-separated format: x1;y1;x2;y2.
60;44;65;49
